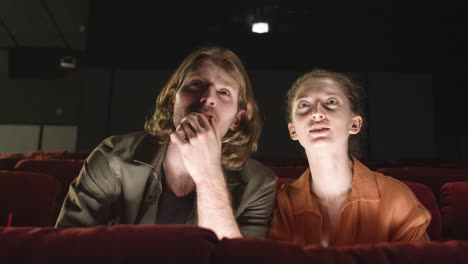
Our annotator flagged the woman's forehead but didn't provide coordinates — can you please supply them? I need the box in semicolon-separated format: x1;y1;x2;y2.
295;78;345;98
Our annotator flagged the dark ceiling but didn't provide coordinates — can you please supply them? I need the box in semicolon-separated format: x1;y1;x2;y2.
84;0;432;72
0;0;438;72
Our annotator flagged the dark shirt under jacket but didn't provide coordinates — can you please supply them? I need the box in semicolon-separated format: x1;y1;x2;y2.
155;170;195;225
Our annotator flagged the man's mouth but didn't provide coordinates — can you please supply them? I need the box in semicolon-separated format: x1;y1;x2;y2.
199;111;214;119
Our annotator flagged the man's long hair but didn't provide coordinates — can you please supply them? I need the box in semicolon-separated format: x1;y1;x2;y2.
145;46;262;170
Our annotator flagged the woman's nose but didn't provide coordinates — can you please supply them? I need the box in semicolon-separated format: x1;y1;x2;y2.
310;104;325;120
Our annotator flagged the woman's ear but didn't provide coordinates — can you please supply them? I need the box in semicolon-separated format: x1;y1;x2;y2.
349;115;363;135
229;110;246;131
288;123;298;140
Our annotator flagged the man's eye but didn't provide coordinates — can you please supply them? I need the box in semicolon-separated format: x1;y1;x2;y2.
326;98;338;105
219;89;230;96
298;101;310;108
190;80;202;88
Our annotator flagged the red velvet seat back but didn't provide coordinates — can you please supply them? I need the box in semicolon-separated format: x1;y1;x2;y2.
0;171;61;226
0;225;217;264
214;238;468;264
14;159;84;186
402;181;442;240
269;166;307;179
440;182;468;241
0;153;24;171
376;167;468;200
14;159;84;202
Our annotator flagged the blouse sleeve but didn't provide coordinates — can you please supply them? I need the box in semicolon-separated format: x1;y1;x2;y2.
391;191;432;242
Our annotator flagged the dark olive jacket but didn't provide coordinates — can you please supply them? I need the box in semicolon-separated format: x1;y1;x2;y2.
56;131;277;238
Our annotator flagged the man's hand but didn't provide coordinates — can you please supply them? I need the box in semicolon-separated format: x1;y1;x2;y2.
170;112;223;185
169;112;242;239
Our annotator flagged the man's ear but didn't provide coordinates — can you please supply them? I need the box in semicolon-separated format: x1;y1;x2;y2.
229;110;246;131
167;88;177;111
288;123;298;140
349;115;363;135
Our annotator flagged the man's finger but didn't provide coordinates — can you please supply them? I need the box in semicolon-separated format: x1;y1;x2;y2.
170;132;186;145
186;114;204;131
209;116;220;139
181;122;196;139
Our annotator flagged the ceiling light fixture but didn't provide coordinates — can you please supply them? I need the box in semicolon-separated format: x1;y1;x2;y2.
252;22;269;34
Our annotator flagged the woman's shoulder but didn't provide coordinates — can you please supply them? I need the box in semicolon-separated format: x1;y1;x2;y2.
373;171;423;206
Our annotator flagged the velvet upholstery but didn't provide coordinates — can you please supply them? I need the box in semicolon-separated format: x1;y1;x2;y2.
1;226;466;264
376;167;468;200
0;225;217;264
14;159;84;201
0;153;24;170
14;159;84;222
269;166;307;179
402;181;442;241
0;171;61;227
214;238;468;264
440;182;468;240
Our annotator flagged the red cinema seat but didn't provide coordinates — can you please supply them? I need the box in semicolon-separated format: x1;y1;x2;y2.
440;182;468;241
0;225;217;264
402;181;442;241
269;166;307;180
14;159;84;204
0;153;24;171
0;171;61;226
214;238;468;264
376;167;468;200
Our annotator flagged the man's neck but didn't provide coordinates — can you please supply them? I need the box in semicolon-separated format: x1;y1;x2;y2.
162;142;196;197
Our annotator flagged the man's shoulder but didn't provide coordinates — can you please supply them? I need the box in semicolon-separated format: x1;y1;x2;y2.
238;159;278;185
100;131;148;149
92;131;157;161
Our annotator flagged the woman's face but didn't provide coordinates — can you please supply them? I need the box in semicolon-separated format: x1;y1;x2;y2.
288;78;362;151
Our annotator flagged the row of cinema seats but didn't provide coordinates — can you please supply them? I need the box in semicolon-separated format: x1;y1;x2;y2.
0;151;87;227
1;225;468;264
1;152;468;241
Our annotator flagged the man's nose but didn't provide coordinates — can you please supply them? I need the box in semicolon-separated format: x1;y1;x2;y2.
200;86;216;106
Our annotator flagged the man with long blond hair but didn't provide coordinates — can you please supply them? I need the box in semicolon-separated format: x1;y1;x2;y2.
56;46;277;239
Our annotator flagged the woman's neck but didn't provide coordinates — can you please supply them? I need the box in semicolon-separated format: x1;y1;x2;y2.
305;148;353;200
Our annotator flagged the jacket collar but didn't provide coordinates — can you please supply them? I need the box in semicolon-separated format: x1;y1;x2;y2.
290;157;381;215
132;134;168;176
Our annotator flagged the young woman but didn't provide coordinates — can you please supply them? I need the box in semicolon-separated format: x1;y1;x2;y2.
269;69;430;247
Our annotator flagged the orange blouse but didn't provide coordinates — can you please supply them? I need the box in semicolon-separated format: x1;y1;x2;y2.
269;158;431;247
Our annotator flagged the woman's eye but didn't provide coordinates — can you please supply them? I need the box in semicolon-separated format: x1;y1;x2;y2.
326;98;338;105
298;101;310;108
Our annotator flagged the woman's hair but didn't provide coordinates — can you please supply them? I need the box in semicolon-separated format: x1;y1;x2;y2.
144;46;262;170
286;68;366;158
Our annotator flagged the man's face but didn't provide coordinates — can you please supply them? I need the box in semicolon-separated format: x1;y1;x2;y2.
172;59;243;138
